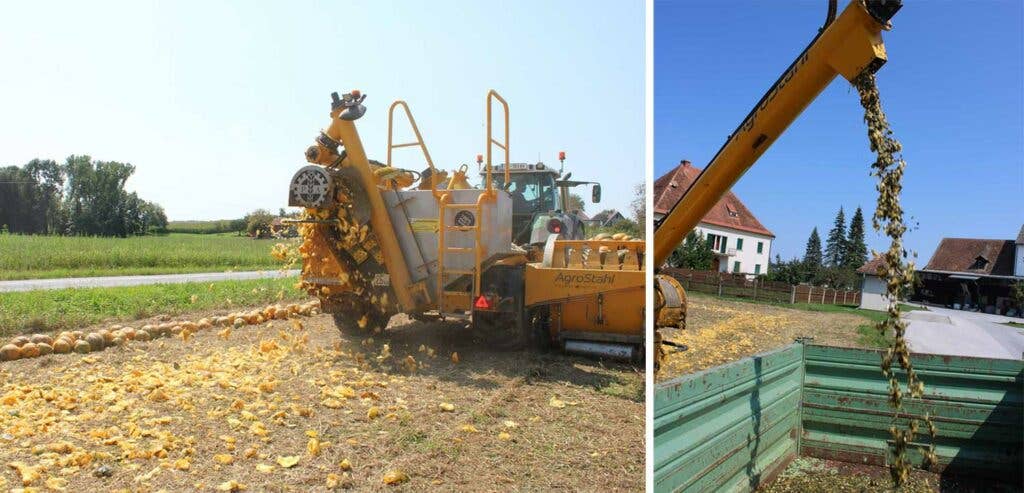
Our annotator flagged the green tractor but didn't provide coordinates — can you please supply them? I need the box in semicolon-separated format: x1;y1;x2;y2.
483;155;601;247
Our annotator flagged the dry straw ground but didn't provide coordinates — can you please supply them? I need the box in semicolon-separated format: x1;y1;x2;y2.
0;307;643;491
658;293;870;380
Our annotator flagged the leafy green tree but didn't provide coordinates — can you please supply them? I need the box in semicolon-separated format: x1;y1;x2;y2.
824;206;847;267
630;182;645;226
1011;281;1024;309
141;201;168;233
230;218;248;234
816;265;859;289
843;206;868;269
1;155;167;237
668;231;715;270
245;209;276;238
63;155;139;236
567;193;585;212
603;218;642;239
766;254;809;285
0;160;65;234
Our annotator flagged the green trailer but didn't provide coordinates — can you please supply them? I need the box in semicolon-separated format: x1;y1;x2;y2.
653;343;1023;492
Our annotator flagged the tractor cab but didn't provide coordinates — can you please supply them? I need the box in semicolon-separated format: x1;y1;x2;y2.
482;157;601;246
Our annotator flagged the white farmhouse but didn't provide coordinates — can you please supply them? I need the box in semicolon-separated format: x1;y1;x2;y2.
654;160;774;275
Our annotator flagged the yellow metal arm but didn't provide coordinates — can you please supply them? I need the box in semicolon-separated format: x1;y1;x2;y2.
652;0;901;266
318;93;419;312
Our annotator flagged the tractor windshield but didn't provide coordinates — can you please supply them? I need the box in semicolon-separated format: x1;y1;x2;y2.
491;173;558;214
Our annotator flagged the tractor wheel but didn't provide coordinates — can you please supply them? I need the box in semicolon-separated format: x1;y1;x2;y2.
322;294;391;337
473;311;528;351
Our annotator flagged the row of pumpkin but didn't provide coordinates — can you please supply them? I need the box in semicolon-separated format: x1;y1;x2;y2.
0;299;321;362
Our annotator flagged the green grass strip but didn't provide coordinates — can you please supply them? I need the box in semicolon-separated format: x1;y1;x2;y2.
0;277;307;337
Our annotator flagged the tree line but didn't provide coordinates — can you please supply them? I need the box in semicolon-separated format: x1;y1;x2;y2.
667;205;869;290
0;156;167;237
766;206;868;289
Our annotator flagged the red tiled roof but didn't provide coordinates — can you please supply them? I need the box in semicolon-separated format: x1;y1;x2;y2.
923;238;1016;277
654;160;773;237
856;256;886;275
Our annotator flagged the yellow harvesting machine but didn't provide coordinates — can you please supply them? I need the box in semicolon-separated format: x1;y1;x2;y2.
653;0;902;369
288;90;644;359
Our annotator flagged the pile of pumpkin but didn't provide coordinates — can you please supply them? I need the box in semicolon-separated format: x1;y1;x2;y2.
0;299;321;362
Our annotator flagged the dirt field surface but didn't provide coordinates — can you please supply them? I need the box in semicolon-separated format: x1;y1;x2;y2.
0;305;643;492
757;456;1017;493
658;293;870;380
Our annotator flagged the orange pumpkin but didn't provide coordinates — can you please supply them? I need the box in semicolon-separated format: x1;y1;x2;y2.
52;339;72;354
30;334;53;345
20;343;40;358
10;336;30;347
36;343;53;356
85;333;106;351
74;340;92;354
0;344;21;361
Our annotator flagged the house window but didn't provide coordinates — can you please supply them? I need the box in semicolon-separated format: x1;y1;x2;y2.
754;264;761;275
969;256;989;270
726;203;739;218
736;238;743;251
757;241;763;254
706;233;728;253
733;261;740;273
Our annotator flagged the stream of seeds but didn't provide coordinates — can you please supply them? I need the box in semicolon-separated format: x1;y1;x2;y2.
854;73;937;488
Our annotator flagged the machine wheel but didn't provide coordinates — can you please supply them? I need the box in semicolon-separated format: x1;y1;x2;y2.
473;310;528;351
322;294;391;337
527;306;553;352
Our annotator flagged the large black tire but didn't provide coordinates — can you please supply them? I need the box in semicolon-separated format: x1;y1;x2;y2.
473;309;529;351
322;294;390;337
527;306;553;352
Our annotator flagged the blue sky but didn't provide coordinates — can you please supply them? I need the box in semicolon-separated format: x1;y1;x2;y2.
0;0;643;221
655;1;1023;263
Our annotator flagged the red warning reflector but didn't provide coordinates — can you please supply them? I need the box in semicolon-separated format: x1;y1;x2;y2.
558;151;566;161
474;295;492;310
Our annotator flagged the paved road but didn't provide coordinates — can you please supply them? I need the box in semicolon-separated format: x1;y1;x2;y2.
903;306;1024;360
0;270;300;293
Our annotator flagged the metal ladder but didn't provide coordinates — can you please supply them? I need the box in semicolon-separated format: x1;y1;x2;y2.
436;89;510;315
437;199;484;313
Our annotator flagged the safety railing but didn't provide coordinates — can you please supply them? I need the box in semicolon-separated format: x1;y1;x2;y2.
387;100;440;199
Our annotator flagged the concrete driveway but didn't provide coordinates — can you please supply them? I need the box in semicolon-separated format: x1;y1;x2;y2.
0;270;300;293
903;305;1024;360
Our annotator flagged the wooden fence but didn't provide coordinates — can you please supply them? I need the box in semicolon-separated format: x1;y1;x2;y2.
662;268;861;306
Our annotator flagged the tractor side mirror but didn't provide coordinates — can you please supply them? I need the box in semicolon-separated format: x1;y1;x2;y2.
592;184;602;203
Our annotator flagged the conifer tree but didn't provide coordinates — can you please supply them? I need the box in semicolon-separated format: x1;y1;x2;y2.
824;206;847;267
844;206;868;269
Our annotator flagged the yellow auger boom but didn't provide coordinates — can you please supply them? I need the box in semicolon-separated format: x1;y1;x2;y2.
653;0;902;367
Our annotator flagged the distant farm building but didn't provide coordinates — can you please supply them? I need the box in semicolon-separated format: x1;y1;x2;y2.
856;257;891;311
586;209;627;228
898;225;1024;316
